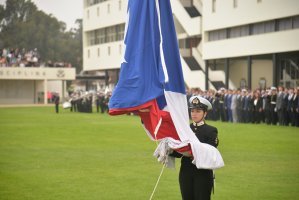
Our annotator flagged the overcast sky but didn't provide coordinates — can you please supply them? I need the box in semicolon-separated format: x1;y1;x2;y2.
0;0;83;30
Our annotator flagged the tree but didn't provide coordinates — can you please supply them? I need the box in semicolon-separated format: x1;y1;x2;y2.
0;0;82;72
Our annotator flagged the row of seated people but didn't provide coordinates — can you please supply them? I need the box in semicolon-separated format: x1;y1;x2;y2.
0;48;72;68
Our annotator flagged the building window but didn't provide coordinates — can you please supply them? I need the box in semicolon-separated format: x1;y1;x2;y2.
252;22;266;35
98;29;105;44
212;0;216;13
278;17;293;31
264;21;275;33
209;29;227;41
107;4;110;13
219;30;225;40
229;25;249;38
108;46;111;55
88;31;96;45
208;31;218;41
178;39;185;48
240;78;246;89
120;24;125;40
259;78;266;89
252;22;263;35
233;0;238;8
95;30;100;44
106;26;116;42
293;16;299;28
207;15;299;42
178;38;201;48
116;24;125;41
86;23;126;46
251;20;275;35
119;0;122;10
86;0;108;7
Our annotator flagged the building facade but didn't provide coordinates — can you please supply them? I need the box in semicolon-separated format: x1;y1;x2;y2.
0;68;76;104
83;0;299;91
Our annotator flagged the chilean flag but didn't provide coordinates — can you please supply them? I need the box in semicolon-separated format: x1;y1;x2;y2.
109;0;224;169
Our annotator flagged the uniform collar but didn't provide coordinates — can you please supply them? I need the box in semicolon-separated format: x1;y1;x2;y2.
193;121;205;127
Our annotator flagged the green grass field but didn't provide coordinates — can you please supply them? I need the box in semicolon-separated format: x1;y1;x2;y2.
0;106;298;200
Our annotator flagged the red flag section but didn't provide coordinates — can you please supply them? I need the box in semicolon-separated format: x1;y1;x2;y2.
110;101;192;155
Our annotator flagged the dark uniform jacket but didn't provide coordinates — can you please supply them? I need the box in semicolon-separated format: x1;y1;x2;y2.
172;122;219;200
179;123;218;166
171;123;218;158
191;123;218;147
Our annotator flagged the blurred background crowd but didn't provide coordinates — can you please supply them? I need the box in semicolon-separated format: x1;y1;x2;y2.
187;86;299;127
0;48;73;68
63;85;299;127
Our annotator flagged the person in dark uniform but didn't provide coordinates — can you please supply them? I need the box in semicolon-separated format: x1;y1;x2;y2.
218;88;226;122
291;88;298;127
171;96;219;200
282;88;289;126
253;90;263;123
53;93;60;113
270;87;278;125
264;89;271;124
99;92;106;113
95;93;100;113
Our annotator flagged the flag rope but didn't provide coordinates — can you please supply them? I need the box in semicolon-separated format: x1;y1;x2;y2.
149;163;166;200
149;117;165;200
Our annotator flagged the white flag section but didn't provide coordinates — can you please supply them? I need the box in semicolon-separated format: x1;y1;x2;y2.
160;91;224;169
109;0;224;170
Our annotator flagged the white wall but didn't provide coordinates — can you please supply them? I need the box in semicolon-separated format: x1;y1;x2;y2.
252;60;273;89
203;0;299;31
202;0;299;59
203;29;299;59
83;0;127;71
170;0;201;37
228;59;273;89
48;81;67;99
83;41;123;71
0;80;35;104
83;0;127;32
0;80;68;104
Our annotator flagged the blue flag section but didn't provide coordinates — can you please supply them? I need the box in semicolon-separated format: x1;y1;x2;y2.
159;0;186;94
109;0;165;110
109;0;224;170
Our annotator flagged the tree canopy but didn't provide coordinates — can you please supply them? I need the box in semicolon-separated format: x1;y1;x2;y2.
0;0;82;72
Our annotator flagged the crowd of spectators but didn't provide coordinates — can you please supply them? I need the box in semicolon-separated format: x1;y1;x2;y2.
187;86;299;127
0;47;72;68
63;85;299;127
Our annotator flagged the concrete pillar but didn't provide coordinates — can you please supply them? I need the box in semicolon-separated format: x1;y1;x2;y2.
44;79;48;105
225;58;230;89
247;56;252;89
62;80;65;101
205;60;209;90
272;54;277;86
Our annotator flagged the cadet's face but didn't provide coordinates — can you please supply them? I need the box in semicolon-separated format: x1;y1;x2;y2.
191;109;206;123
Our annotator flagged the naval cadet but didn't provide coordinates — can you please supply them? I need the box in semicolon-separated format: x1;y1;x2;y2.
171;96;219;200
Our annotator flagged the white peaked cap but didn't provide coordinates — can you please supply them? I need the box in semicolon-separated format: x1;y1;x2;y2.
189;96;212;110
